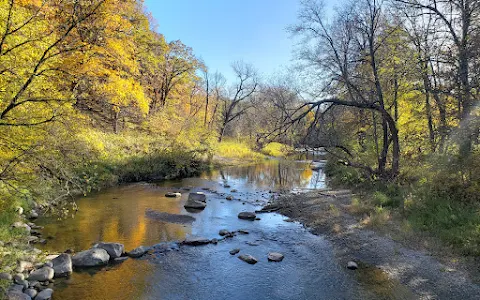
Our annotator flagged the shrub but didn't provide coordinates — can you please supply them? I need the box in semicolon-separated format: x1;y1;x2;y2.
215;140;264;161
261;142;293;157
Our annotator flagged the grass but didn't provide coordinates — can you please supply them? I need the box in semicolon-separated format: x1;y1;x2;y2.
407;197;480;255
214;140;264;162
261;142;293;157
325;150;480;256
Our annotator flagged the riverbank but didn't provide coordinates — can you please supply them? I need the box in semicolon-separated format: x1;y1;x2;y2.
267;190;480;299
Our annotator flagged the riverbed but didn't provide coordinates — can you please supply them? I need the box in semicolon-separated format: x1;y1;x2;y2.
36;157;412;300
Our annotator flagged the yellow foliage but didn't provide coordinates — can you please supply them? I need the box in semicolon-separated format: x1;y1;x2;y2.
261;142;293;157
214;141;264;161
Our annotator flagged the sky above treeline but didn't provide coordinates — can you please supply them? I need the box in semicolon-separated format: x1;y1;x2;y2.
144;0;302;83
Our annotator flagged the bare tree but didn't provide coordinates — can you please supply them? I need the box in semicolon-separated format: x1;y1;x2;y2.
289;0;400;178
218;61;258;142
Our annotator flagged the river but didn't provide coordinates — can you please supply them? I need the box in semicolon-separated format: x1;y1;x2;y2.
36;157;412;300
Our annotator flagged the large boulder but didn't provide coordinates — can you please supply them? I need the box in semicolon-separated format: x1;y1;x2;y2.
72;248;110;267
188;192;206;203
126;246;149;258
27;267;54;282
51;254;72;277
238;212;256;221
94;242;124;259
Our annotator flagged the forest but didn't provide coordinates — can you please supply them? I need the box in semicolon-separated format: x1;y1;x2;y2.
0;0;480;274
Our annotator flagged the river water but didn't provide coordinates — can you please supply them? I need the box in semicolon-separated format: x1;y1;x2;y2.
36;157;412;300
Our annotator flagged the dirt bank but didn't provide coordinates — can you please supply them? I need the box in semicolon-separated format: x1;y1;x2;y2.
267;190;480;300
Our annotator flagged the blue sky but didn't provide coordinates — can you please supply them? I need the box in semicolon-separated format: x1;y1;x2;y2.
144;0;302;83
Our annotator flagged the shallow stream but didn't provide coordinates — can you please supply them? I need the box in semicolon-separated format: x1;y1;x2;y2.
36;157;413;299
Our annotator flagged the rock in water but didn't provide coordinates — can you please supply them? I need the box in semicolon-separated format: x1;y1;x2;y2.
114;257;129;262
184;200;207;210
219;229;231;236
238;212;256;221
72;248;110;267
347;261;358;270
51;254;72;277
183;237;211;246
27;267;54;282
35;288;53;300
188;192;207;203
127;246;149;258
238;254;258;264
94;242;124;259
229;249;240;255
165;192;181;198
267;252;284;262
145;209;196;224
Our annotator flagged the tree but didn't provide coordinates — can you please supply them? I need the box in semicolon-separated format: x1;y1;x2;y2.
0;0;106;127
396;0;480;155
290;0;400;178
151;40;201;112
218;61;258;142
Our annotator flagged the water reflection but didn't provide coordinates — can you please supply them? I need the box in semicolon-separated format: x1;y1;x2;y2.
202;158;325;191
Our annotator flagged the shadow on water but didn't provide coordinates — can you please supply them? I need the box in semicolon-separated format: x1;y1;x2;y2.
35;156;414;300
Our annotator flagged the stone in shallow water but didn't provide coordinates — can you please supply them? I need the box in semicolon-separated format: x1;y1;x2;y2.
94;242;124;259
229;249;240;255
238;254;258;264
188;192;207;203
72;248;110;267
127;246;149;258
238;212;256;220
152;242;180;254
183;237;211;246
114;257;129;262
145;209;196;224
267;252;284;262
184;200;207;210
347;261;358;270
165;192;181;198
219;229;231;236
51;254;72;277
